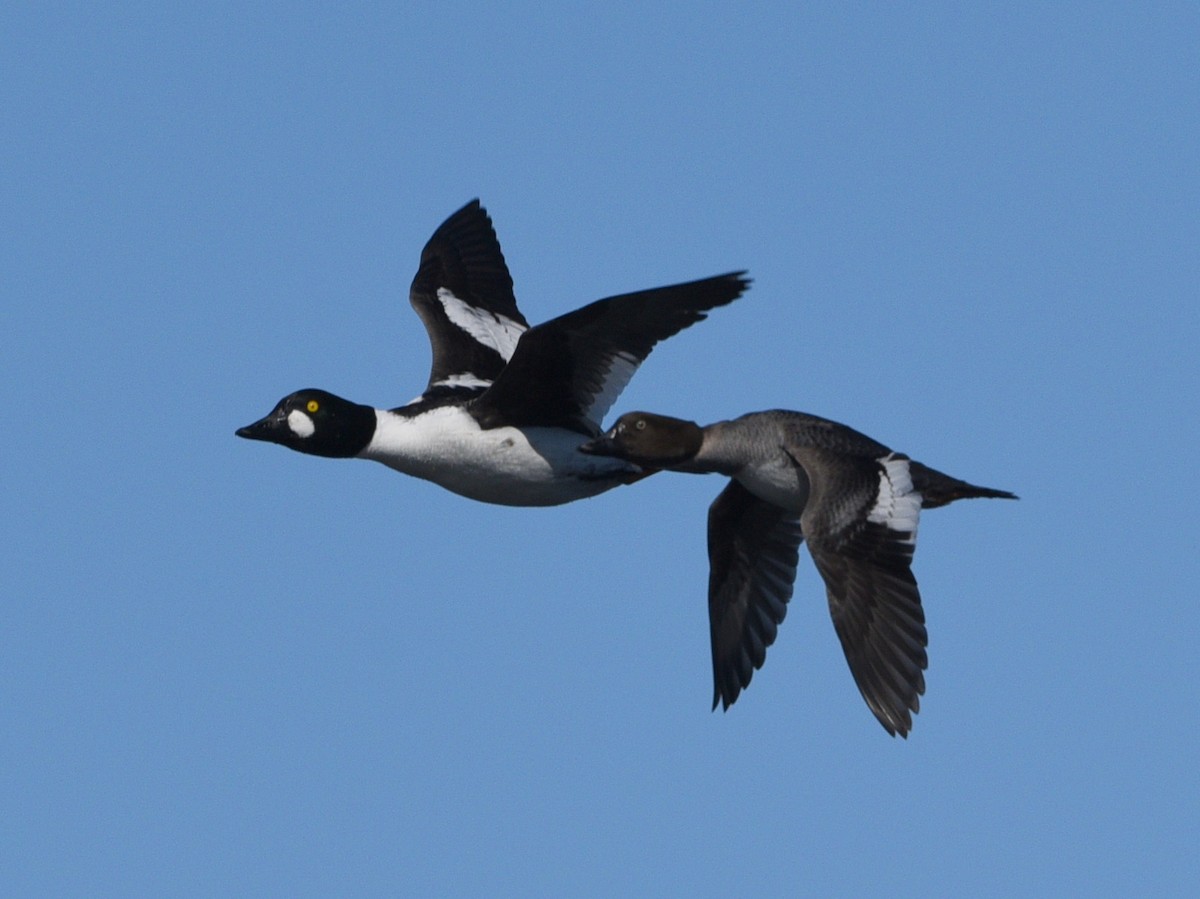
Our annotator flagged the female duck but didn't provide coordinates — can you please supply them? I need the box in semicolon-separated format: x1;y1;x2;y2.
581;409;1016;737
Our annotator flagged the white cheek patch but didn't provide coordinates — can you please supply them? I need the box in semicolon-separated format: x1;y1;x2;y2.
287;409;316;438
437;288;526;360
868;454;920;542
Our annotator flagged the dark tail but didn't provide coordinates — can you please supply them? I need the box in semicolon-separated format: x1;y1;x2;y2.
909;462;1018;509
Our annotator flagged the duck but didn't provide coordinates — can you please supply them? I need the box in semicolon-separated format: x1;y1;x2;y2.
236;200;749;506
580;409;1016;736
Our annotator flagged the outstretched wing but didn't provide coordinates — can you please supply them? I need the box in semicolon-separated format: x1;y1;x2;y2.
804;453;927;737
409;200;529;400
471;272;749;435
707;479;805;711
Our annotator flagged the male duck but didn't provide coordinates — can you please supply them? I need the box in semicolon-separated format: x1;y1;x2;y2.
237;200;749;506
581;409;1016;736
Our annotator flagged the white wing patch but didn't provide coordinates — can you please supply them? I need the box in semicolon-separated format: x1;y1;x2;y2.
868;454;920;542
431;372;494;390
584;350;639;427
437;288;526;361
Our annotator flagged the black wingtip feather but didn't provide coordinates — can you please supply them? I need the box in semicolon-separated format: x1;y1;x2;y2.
412;199;525;327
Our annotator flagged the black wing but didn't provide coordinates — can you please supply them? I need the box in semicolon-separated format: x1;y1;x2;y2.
471;272;749;435
707;479;805;711
408;200;529;398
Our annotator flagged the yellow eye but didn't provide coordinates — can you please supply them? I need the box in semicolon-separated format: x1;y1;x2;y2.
306;400;320;413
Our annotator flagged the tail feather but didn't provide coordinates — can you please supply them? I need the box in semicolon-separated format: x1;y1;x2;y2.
909;462;1018;509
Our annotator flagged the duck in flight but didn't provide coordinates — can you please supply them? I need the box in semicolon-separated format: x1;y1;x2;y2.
581;409;1016;736
237;200;749;506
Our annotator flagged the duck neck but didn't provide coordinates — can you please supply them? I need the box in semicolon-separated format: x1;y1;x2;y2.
684;420;744;476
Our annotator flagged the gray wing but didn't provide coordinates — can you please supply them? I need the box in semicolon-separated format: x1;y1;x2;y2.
802;452;927;737
707;479;805;710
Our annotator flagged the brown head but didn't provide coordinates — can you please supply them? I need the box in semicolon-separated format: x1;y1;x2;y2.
579;412;704;468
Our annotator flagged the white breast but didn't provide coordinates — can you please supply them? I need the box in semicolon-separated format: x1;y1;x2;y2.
360;406;633;506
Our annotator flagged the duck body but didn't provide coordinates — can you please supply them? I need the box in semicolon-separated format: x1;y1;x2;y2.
581;409;1016;736
362;404;636;506
237;200;748;506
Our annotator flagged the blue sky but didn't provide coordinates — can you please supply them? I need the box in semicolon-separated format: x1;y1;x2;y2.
3;3;1197;895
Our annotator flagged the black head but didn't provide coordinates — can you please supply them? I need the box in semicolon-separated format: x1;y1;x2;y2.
236;389;376;458
579;411;703;468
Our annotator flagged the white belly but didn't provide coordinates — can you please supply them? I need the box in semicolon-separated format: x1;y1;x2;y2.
361;407;634;506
